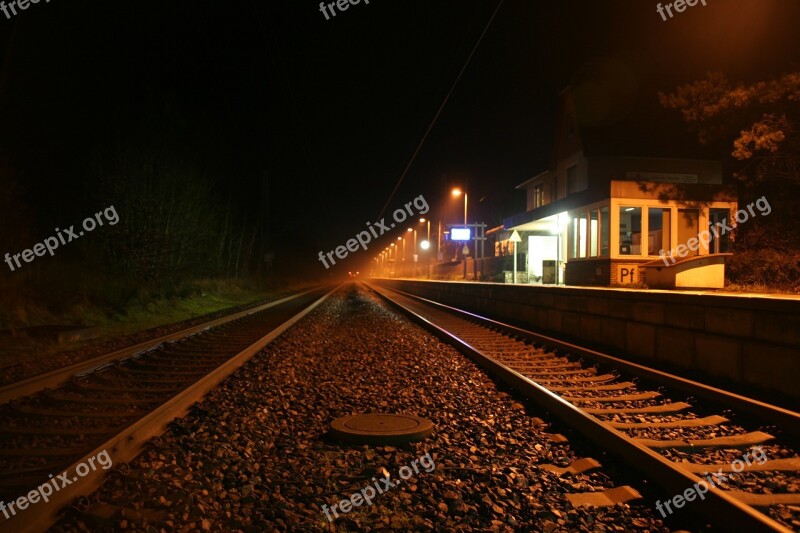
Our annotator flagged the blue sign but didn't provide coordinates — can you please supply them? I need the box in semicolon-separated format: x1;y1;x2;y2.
451;228;471;241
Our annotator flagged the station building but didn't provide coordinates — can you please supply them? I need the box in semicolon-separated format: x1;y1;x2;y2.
501;88;738;286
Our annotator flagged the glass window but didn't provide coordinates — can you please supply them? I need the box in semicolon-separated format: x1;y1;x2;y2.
534;184;544;208
678;209;700;258
589;210;599;257
619;207;641;255
709;209;731;253
578;213;587;258
570;216;579;259
648;208;671;256
600;206;610;256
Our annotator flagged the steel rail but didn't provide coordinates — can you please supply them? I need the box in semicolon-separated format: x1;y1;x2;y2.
1;284;339;533
0;286;323;406
366;281;793;533
379;287;800;435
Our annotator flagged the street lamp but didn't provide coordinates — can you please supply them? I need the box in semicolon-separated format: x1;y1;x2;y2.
407;227;418;277
451;187;468;225
452;187;470;277
419;218;432;278
395;236;404;276
419;218;431;241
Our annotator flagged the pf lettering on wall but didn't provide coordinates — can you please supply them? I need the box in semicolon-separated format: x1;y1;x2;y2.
617;265;638;285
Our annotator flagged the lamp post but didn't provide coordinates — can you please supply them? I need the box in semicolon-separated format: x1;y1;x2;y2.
556;212;569;285
407;227;417;277
452;187;469;277
437;220;443;262
450;187;467;270
418;218;431;278
451;187;468;225
397;236;404;277
419;238;431;278
420;218;431;242
509;230;522;284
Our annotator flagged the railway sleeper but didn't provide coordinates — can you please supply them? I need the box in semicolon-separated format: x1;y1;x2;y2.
607;414;729;429
564;391;661;403
635;430;774;449
582;402;692;415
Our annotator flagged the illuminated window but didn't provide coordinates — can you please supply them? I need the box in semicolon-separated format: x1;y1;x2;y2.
648;208;671;256
619;207;642;255
590;210;599;257
678;209;700;257
570;213;588;258
570;216;578;258
533;184;544;208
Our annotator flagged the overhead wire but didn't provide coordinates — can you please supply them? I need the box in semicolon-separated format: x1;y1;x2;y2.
376;0;506;220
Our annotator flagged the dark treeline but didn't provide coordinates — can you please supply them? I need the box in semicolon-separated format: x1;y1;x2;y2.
0;1;288;318
661;71;800;290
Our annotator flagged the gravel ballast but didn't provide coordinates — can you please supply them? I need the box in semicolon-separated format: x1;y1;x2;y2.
54;285;667;532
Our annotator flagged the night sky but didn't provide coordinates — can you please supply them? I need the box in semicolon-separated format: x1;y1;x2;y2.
1;0;799;276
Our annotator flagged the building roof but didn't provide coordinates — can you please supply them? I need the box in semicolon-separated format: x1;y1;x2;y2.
576;90;721;161
517;83;725;190
515;170;550;190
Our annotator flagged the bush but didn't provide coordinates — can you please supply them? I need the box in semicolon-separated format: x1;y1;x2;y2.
86;275;141;314
726;248;800;292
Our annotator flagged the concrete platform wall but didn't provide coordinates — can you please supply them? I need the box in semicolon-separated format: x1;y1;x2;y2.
372;279;800;400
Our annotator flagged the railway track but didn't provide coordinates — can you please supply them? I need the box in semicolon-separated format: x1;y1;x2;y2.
367;282;800;532
0;284;337;533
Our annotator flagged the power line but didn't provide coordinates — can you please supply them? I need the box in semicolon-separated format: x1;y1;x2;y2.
376;0;505;220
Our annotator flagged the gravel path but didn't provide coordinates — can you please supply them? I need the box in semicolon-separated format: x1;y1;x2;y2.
53;285;667;532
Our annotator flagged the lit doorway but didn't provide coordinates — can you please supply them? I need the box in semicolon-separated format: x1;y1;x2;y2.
527;235;558;284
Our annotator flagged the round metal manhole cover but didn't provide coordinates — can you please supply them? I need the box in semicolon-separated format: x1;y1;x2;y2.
330;414;434;445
